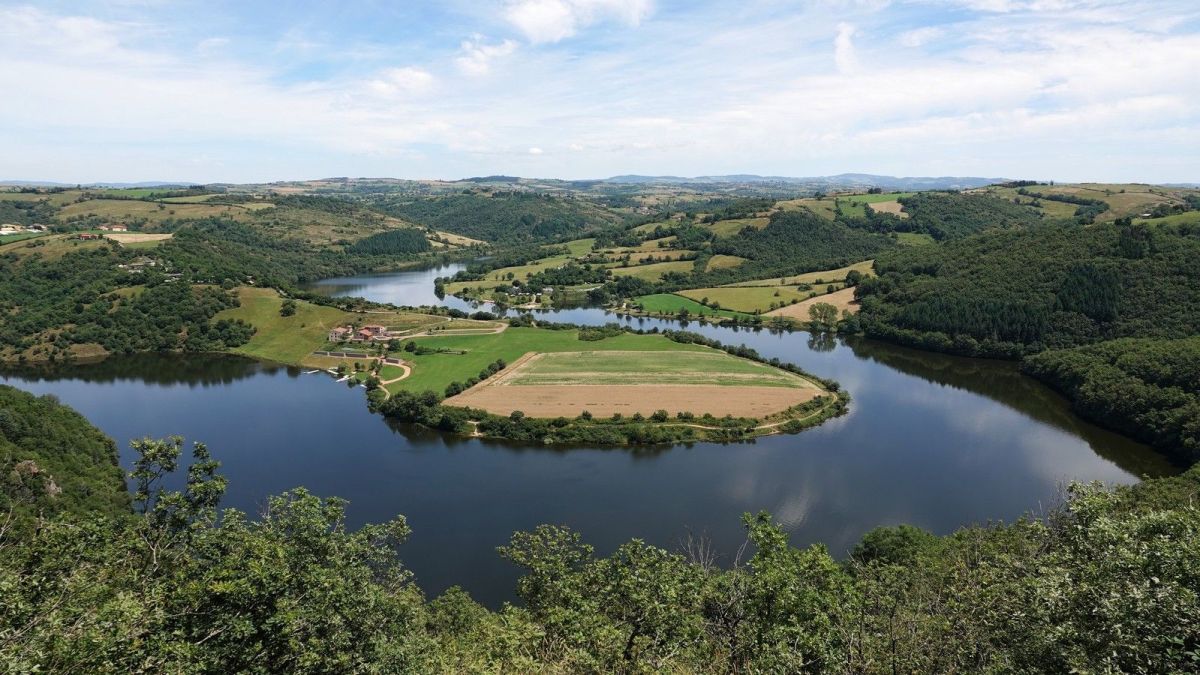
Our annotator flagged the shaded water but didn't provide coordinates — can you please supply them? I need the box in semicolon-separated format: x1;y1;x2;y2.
1;264;1174;607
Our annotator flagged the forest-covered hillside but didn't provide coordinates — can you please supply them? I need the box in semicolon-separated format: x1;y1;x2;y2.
857;221;1200;358
374;192;625;244
1024;337;1200;464
0;385;129;533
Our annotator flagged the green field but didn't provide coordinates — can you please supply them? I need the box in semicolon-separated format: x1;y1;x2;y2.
722;260;874;287
705;254;746;271
561;238;596;255
391;327;712;394
215;287;441;365
608;259;694;281
0;231;48;244
678;284;843;313
630;293;749;319
507;350;809;388
894;232;936;246
1135;211;1200;227
705;217;769;237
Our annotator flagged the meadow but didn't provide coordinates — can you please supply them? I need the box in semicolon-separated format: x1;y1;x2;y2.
392;327;712;394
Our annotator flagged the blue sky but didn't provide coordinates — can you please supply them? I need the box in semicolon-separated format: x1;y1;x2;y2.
1;0;1198;183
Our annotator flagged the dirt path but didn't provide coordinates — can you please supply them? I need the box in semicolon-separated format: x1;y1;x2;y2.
411;322;508;338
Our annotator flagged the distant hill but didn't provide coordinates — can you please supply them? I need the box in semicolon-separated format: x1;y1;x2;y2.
0;180;195;188
603;173;1010;190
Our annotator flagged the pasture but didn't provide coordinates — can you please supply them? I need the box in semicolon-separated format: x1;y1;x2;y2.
390;327;712;394
721;260;874;287
677;284;844;313
630;293;748;319
215;287;441;365
765;286;860;319
104;232;173;248
704;217;769;237
608;259;694;281
446;349;823;418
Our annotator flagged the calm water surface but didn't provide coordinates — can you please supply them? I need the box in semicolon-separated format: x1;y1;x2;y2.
1;264;1175;607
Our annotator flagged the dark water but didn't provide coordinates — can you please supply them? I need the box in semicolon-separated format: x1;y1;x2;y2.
2;265;1175;607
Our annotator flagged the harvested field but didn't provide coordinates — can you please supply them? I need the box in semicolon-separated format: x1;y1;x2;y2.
446;350;822;418
104;232;174;245
867;201;908;218
766;287;860;319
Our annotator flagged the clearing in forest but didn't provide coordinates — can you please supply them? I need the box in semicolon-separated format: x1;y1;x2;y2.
447;350;822;418
765;287;860;319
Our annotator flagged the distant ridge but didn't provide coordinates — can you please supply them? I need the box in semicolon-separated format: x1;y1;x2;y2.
0;180;195;188
603;173;1010;190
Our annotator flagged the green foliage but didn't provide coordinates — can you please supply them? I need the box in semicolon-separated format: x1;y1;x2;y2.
346;228;432;255
1024;337;1200;464
896;191;1043;239
374;192;623;244
858;221;1200;357
0;385;129;533
3;406;1200;672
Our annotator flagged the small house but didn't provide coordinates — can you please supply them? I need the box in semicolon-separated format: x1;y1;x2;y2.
78;233;100;240
354;328;374;341
362;324;388;336
328;326;351;342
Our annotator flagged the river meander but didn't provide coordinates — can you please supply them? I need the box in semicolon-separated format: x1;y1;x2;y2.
1;262;1175;606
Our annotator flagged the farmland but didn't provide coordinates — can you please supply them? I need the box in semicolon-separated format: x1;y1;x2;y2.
765;286;861;319
447;349;823;418
677;284;845;313
628;293;749;319
214;288;443;366
391;327;713;395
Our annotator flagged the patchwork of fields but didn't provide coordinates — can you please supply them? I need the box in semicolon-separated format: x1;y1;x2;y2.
447;350;822;418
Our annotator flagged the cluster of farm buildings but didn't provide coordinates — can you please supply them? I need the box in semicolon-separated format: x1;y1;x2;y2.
328;324;393;343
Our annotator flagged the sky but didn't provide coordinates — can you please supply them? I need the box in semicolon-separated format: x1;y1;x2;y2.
1;0;1198;183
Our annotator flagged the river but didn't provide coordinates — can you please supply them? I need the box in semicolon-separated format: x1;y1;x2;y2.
1;262;1175;607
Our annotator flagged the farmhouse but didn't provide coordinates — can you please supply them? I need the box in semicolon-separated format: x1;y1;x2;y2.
78;233;101;240
328;326;351;342
99;224;129;232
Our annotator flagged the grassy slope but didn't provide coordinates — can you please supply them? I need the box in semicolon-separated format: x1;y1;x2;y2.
629;293;749;319
722;260;875;287
608;259;694;281
677;283;846;313
215;288;440;365
392;328;712;394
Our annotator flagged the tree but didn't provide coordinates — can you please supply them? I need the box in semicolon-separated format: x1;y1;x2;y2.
279;298;297;317
808;302;839;331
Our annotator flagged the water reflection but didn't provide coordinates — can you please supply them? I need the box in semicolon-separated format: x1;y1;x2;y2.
0;263;1178;608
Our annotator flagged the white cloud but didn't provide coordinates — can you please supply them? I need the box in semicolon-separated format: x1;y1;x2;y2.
834;22;858;73
0;2;1198;182
455;36;518;75
899;26;944;47
367;66;435;96
528;146;545;154
504;0;652;44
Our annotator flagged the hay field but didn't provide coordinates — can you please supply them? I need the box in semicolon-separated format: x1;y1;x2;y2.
766;287;860;319
104;232;173;248
447;350;822;418
867;201;908;217
722;260;874;288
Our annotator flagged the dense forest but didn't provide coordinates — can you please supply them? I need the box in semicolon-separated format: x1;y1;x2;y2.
896;191;1043;239
0;385;129;534
1;401;1197;672
346;228;432;255
373;192;624;244
1024;337;1200;464
856;221;1200;358
0;243;253;360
